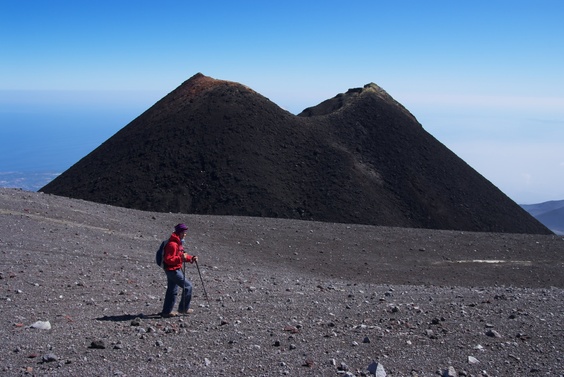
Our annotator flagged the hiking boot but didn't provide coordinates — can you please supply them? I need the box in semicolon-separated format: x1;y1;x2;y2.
161;311;179;318
179;308;194;315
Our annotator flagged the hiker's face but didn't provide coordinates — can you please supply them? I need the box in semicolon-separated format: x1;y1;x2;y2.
179;230;187;239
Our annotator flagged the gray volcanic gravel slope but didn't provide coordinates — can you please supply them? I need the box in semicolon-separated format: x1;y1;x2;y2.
1;188;563;376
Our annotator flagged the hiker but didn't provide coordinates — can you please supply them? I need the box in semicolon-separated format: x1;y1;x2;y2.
161;223;198;318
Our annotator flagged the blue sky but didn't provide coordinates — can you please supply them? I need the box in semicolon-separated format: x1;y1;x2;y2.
1;0;563;203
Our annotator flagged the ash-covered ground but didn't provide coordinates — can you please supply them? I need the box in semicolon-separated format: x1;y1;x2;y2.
1;188;563;376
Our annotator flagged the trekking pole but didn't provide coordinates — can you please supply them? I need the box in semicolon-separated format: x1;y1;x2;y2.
182;259;187;310
181;239;187;312
195;260;210;306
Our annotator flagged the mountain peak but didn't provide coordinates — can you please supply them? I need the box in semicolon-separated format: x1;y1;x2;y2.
362;82;389;97
298;82;401;117
172;73;249;100
41;74;551;234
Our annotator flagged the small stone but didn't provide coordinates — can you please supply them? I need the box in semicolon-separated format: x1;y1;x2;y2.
204;358;211;366
508;354;521;362
443;366;457;377
42;353;58;363
367;361;386;376
30;321;51;330
363;336;371;343
89;340;106;349
485;329;502;338
283;325;299;333
130;318;141;326
468;356;479;364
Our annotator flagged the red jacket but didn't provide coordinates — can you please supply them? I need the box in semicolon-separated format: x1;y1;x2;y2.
163;232;194;271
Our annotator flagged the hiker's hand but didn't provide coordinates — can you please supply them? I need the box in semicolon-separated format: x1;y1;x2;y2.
192;255;198;263
183;253;190;261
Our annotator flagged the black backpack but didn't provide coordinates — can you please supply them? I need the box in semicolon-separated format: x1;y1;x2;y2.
155;240;168;269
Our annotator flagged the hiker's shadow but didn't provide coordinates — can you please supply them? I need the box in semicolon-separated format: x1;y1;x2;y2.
96;313;153;322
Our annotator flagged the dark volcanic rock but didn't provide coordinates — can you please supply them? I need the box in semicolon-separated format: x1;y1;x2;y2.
41;73;550;234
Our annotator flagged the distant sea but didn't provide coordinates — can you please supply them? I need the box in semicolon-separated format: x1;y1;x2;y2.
0;89;162;192
0;171;61;192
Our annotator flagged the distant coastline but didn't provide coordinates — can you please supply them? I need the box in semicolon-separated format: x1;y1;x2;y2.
0;171;60;192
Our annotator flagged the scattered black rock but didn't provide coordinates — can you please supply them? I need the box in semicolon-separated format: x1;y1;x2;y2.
485;329;502;338
89;340;106;349
41;353;58;363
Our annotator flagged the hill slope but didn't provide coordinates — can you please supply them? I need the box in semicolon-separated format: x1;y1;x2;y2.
41;73;550;234
522;200;564;235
